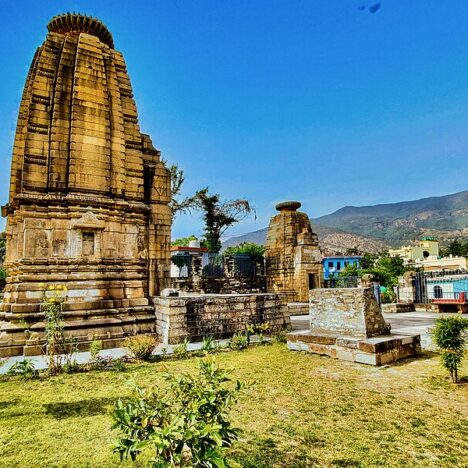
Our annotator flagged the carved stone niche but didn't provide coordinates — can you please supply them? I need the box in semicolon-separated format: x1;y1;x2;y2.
71;211;105;259
24;229;50;258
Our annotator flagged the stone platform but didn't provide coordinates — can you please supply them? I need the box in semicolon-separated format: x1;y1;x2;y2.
287;287;421;366
287;330;421;366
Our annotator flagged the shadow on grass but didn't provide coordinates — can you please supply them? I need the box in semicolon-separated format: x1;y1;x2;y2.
389;350;438;368
0;399;20;410
43;397;115;419
230;437;365;468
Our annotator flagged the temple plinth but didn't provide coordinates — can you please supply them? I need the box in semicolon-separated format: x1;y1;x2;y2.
0;13;172;356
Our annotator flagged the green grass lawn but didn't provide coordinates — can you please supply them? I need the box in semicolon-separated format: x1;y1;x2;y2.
0;345;467;467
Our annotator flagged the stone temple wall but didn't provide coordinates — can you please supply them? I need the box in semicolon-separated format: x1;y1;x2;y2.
0;14;171;356
154;293;290;344
309;287;390;338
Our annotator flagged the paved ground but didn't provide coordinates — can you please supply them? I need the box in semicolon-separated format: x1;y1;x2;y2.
291;311;460;349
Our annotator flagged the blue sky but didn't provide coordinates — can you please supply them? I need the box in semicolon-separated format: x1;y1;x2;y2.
0;0;467;239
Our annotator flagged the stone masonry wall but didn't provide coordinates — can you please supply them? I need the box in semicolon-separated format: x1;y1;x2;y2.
154;293;290;344
172;276;266;294
309;287;390;338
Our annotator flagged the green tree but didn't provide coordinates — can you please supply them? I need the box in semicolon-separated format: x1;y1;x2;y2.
171;236;207;248
360;253;378;269
432;316;468;383
340;252;407;288
340;263;360;277
224;242;265;260
194;188;253;253
441;239;468;257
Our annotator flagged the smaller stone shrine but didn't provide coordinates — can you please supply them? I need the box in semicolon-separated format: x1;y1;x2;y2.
265;201;322;302
287;287;421;365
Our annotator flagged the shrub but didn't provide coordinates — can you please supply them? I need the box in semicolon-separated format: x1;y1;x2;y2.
8;359;38;379
173;337;190;359
125;335;156;361
224;242;265;260
111;358;245;466
87;356;127;372
246;322;271;344
41;284;67;375
0;268;6;292
272;331;287;344
381;289;397;304
62;336;80;373
202;335;214;354
229;332;248;350
432;316;468;383
90;339;103;360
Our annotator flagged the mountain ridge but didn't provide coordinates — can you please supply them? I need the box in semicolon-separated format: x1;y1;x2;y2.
223;190;468;253
314;189;468;246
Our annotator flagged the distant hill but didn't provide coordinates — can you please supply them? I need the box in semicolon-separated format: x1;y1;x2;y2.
314;190;468;246
222;225;388;255
222;190;468;253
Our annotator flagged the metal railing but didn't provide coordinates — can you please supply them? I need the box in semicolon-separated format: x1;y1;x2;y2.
324;276;359;289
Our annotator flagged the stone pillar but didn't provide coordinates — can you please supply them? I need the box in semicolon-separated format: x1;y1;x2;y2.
397;271;416;304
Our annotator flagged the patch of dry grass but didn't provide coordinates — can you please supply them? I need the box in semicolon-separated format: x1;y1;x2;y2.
0;345;467;467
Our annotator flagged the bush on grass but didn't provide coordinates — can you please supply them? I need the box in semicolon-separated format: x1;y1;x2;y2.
432;316;468;383
111;358;245;466
125;335;157;361
229;332;248;350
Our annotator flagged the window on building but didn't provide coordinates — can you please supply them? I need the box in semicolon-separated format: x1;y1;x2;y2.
82;232;95;256
328;262;333;269
336;262;341;271
423;250;430;258
433;285;443;299
344;261;349;267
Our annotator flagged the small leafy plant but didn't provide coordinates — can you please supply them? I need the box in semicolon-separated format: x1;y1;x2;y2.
111;358;245;466
173;337;190;359
41;284;68;375
229;332;248;350
8;359;38;379
90;339;103;360
432;316;468;383
246;322;271;344
201;335;214;354
87;356;127;372
125;335;156;361
272;331;287;344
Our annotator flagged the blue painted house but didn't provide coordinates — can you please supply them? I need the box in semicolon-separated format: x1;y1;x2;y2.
426;274;468;300
323;255;362;280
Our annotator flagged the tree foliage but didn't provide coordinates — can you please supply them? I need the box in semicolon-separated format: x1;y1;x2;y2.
111;358;245;467
194;188;253;253
163;160;198;218
440;239;468;257
340;252;408;288
171;236;207;248
224;242;265;260
432;316;468;383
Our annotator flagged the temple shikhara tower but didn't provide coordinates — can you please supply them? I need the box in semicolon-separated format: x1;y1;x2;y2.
0;13;171;356
265;201;323;302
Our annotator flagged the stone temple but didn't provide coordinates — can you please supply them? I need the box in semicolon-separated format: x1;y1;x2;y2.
265;201;323;302
0;13;171;356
